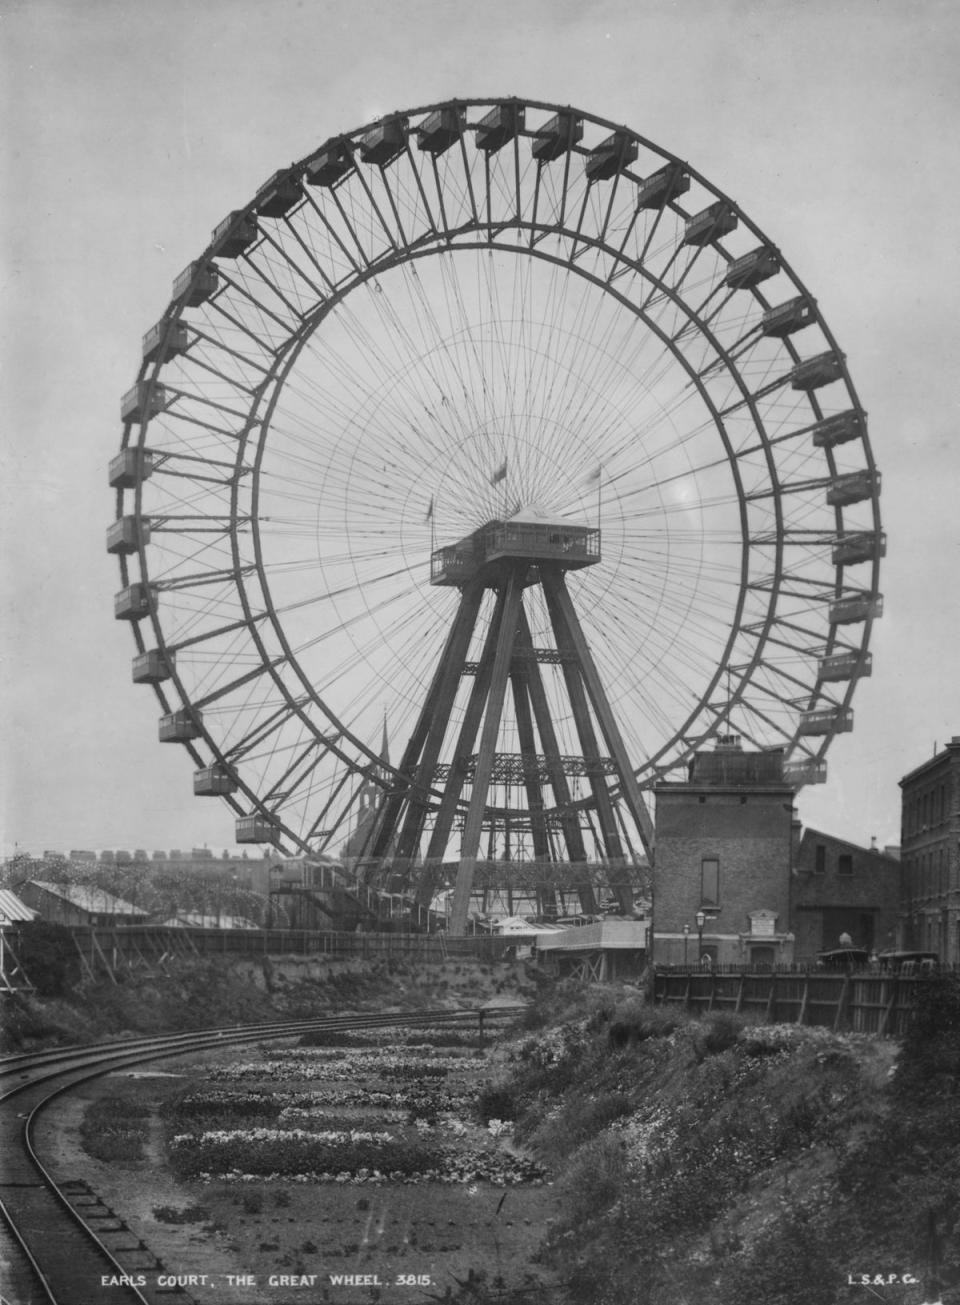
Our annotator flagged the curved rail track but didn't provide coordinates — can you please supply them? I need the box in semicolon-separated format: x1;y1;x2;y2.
0;1006;523;1305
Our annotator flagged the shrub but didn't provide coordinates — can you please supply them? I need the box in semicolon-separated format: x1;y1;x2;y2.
714;1212;838;1305
693;1012;744;1059
895;974;960;1096
153;1205;210;1225
298;1030;356;1048
607;1001;678;1049
477;1082;517;1124
533;1090;634;1162
81;1130;146;1162
558;1134;628;1227
80;1093;149;1162
15;921;78;996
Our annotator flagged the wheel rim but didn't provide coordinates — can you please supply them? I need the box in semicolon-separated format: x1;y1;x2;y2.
112;98;882;855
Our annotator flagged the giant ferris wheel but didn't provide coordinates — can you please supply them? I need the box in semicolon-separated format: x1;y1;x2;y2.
109;98;883;927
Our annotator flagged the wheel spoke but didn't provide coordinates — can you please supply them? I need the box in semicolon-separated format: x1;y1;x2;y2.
112;99;881;854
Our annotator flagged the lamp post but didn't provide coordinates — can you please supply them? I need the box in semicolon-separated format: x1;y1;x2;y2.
682;923;690;967
696;909;706;967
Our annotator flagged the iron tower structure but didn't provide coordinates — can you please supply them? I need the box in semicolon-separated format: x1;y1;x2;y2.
366;513;653;933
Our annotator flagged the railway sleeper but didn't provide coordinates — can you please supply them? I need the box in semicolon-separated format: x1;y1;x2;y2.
62;1190;199;1300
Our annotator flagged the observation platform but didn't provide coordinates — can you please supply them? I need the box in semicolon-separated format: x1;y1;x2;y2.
431;513;600;587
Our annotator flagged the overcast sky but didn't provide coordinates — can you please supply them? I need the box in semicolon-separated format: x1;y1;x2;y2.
2;0;958;860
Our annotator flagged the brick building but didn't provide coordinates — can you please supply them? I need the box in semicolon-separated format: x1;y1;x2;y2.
899;737;960;962
791;829;900;960
653;738;796;967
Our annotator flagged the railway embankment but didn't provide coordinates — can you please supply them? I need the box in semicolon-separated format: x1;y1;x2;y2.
0;951;535;1053
472;978;960;1305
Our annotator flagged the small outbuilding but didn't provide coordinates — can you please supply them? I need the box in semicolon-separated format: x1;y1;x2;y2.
17;881;149;928
0;888;39;990
791;829;901;960
534;919;648;982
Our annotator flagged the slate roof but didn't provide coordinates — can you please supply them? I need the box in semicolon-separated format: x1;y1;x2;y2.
0;889;38;924
158;912;259;930
27;880;149;918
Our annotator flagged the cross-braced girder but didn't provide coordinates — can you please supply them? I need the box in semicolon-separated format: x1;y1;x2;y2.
368;521;654;933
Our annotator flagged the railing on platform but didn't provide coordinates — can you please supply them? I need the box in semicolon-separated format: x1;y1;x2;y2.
65;925;517;983
653;967;956;1037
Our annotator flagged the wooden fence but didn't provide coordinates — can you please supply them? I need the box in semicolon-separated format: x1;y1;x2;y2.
653;968;942;1036
64;925;515;984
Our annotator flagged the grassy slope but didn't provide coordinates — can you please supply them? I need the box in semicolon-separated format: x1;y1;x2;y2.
481;980;960;1305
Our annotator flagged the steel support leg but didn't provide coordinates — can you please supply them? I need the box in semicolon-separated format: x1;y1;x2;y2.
371;580;484;863
541;567;655;855
449;569;525;934
513;606;594;913
392;582;486;864
414;586;508;909
541;568;628;910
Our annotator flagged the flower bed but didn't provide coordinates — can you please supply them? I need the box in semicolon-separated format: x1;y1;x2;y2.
298;1024;498;1050
164;1027;548;1191
171;1090;284;1121
294;1028;487;1049
169;1127;432;1179
170;1123;544;1184
206;1050;466;1083
278;1106;409;1127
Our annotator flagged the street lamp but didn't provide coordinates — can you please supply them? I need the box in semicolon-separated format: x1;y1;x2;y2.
696;909;706;966
682;923;690;967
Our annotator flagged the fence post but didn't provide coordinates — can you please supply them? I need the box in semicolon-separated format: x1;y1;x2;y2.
796;974;809;1026
877;977;899;1037
833;973;851;1032
764;973;777;1024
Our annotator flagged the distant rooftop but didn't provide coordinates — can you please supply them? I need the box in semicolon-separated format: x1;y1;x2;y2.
158;912;259;930
899;736;960;786
26;881;148;918
0;889;37;925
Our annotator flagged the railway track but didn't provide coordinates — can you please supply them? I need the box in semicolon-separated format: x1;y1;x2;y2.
0;1005;524;1305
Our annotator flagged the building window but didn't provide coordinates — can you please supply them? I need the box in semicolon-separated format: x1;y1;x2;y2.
701;857;720;906
838;854;853;876
814;843;826;874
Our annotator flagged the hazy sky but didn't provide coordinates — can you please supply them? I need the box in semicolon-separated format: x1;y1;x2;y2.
2;0;959;859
